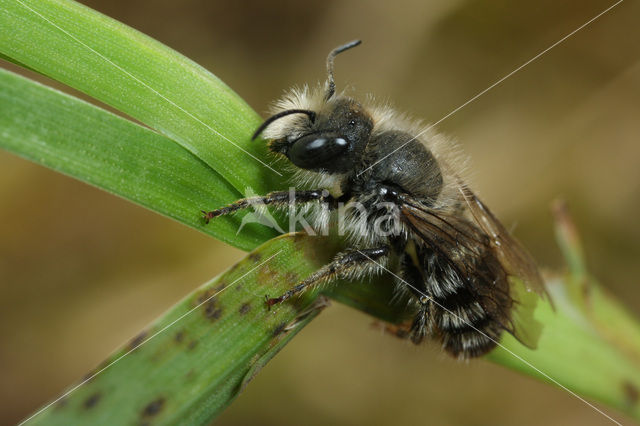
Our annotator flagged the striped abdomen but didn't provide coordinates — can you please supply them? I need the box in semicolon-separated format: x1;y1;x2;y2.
422;247;513;358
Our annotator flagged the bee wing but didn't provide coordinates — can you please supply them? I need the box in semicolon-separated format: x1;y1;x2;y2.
399;190;545;349
457;185;548;348
458;185;546;296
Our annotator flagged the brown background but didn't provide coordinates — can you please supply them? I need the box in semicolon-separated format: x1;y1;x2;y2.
1;0;639;424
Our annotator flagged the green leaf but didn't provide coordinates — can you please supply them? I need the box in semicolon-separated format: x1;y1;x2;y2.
0;0;287;196
20;231;640;424
0;67;277;250
20;234;333;426
487;280;640;420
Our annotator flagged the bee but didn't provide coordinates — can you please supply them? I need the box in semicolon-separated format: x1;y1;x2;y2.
203;40;546;358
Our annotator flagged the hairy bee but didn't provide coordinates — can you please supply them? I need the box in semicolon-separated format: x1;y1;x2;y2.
203;40;545;358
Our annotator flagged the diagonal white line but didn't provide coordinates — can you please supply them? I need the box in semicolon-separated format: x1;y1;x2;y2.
356;250;622;425
19;250;283;425
13;0;282;176
357;0;624;177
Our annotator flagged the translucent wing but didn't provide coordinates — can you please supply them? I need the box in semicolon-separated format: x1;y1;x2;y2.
458;185;545;295
458;185;548;347
399;188;546;349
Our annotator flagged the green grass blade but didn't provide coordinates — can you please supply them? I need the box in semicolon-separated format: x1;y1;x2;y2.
21;231;640;424
484;205;640;421
22;234;332;426
0;0;286;195
0;67;278;250
486;280;640;421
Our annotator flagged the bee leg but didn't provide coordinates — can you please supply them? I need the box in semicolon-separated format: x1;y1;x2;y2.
372;320;414;340
266;246;389;308
409;296;431;344
202;189;335;223
394;254;433;344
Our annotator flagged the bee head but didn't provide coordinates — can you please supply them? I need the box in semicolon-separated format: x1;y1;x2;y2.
252;40;372;174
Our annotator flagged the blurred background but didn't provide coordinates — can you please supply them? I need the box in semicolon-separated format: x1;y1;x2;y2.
1;0;639;424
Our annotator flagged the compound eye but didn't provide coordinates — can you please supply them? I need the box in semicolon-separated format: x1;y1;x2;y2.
288;135;350;170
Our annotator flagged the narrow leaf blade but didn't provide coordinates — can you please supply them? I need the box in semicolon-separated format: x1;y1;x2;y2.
0;67;278;250
0;0;285;195
22;234;331;426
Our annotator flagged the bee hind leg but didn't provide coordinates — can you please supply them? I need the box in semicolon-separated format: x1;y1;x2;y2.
394;254;433;344
266;246;390;308
373;295;432;344
409;297;432;344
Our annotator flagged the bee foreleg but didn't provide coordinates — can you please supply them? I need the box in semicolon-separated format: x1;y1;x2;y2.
266;246;389;307
202;189;335;223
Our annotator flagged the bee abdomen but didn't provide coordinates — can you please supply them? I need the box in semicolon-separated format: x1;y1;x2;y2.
434;287;503;358
438;311;501;358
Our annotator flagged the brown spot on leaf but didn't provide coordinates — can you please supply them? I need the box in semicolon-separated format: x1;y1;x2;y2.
83;392;101;409
81;358;112;383
142;397;165;417
81;371;96;383
128;331;148;351
239;302;251;315
249;252;262;262
623;381;639;406
175;331;185;343
55;397;68;409
215;283;226;293
272;322;287;337
188;340;198;351
203;298;223;321
195;288;216;306
258;265;278;283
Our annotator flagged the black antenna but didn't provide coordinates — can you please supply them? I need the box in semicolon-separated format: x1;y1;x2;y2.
325;39;362;101
252;109;316;140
